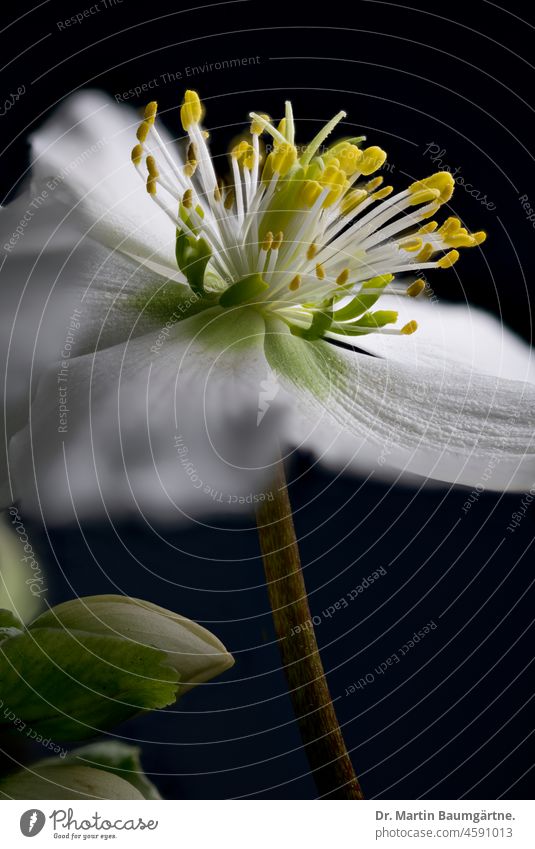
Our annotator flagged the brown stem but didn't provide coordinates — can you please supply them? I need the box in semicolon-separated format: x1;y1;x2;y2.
256;457;364;799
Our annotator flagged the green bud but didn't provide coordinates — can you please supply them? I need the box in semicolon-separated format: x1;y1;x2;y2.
33;741;161;799
0;595;234;740
0;764;144;800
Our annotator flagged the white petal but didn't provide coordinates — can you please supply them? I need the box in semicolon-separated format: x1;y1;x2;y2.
30;90;177;269
10;308;286;523
0;194;96;507
335;298;535;383
265;318;535;492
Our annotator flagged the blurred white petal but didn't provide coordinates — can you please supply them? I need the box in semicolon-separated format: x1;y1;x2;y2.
10;308;285;523
30;90;177;269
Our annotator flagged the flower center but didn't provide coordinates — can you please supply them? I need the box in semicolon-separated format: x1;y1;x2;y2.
131;91;485;342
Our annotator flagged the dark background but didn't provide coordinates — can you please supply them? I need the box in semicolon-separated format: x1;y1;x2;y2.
1;0;534;799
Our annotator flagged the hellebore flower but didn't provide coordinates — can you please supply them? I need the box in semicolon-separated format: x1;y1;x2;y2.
0;595;234;740
4;90;535;523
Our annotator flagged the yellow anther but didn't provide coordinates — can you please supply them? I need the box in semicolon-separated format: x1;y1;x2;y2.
446;233;478;248
272;231;284;250
262;231;274;251
418;221;438;234
472;231;487;245
333;143;363;176
437;249;460;268
409;188;441;206
146;155;158;178
146;176;157;196
400;237;423;252
438;216;461;236
419;202;441;220
300;180;323;207
358;146;387;176
277;117;287;136
182;189;193;209
416;243;434;262
336;268;350;286
406;279;426;297
401;320;418;335
136;121;150;143
289;274;301;291
270;142;297;175
319;164;348;208
213;184;222;202
251;112;271;135
131;144;143;166
306;243;318;261
232;139;249;159
181;90;203;130
315;263;326;280
144;101;157;124
341;188;367;215
410;172;455;204
372;186;394;201
365;176;383;192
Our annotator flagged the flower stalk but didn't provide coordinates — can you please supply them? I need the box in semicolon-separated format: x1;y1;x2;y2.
256;457;364;799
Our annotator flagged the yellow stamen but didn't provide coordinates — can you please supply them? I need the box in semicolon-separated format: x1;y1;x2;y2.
306;243;318;261
136;121;150;143
289;274;301;291
315;263;326;280
400;237;423;252
437;249;460;268
406;279;426;297
272;231;284;250
341;189;367;215
365;176;383;192
144;101;157;124
146;155;158;178
183;189;193;209
270;142;297;176
131;144;143;166
410;172;455;204
262;231;274;251
409;188;441;206
300;180;323;207
418;221;438;234
472;231;487;245
251;112;271;135
419;202;441;220
336;268;350;286
401;320;418;335
181;90;203;130
372;186;393;201
358;146;387;176
416;243;434;262
334;143;363;176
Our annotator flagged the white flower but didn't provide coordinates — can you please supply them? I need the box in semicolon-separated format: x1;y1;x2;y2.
3;90;535;522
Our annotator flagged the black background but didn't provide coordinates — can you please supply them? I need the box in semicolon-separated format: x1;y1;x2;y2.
1;0;534;800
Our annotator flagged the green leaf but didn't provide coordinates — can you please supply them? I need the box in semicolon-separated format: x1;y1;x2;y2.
0;627;179;740
36;741;161;800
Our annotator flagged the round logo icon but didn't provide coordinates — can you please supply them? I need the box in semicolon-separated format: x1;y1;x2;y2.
20;810;46;837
